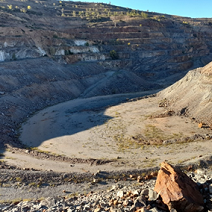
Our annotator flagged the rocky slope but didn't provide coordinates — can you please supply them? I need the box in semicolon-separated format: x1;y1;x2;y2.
159;61;212;128
1;165;212;212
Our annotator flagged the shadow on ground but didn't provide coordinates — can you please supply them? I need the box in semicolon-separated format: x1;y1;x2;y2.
19;91;158;149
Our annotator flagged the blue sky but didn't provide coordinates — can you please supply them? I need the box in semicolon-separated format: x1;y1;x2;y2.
71;0;212;18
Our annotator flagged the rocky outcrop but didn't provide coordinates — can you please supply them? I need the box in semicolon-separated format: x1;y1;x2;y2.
154;162;204;212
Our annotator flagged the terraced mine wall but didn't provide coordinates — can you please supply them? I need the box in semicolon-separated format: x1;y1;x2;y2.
1;18;212;82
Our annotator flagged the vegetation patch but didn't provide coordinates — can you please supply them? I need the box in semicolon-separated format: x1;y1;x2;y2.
110;50;119;60
144;124;167;141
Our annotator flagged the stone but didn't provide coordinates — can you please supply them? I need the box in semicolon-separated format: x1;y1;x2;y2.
123;199;130;206
170;209;178;212
113;200;118;205
209;184;212;194
196;169;206;175
93;178;99;183
94;207;101;212
131;196;146;210
40;197;56;208
117;190;124;198
135;207;146;212
108;185;116;192
154;162;204;212
137;176;142;182
140;189;149;197
148;189;158;201
198;123;203;128
75;205;81;210
110;208;122;212
84;204;90;210
132;190;140;197
149;207;161;212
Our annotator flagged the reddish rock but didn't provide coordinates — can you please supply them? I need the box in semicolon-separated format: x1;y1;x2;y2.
154;162;204;212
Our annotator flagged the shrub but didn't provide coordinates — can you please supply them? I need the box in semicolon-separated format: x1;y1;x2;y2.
20;8;27;13
12;53;16;60
141;12;148;19
110;50;119;60
7;5;12;10
65;49;70;55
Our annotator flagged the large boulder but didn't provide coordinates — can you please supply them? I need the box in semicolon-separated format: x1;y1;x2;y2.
154;162;204;212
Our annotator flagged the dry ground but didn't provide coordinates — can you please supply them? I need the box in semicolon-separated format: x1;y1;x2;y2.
2;93;211;174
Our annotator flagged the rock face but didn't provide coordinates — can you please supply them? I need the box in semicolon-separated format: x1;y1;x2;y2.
154;162;204;212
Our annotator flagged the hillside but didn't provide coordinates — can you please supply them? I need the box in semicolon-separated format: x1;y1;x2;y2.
2;59;212;209
0;0;212;149
17;61;212;172
1;0;212;207
159;61;212;127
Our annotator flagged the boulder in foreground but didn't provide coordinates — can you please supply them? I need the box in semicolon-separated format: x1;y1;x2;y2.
154;162;204;212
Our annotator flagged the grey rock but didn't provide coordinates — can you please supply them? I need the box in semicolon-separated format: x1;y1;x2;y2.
117;190;124;198
123;199;130;207
149;207;162;212
75;205;81;210
131;196;146;211
148;189;159;201
40;197;56;208
140;189;149;196
189;173;195;178
163;139;177;145
132;190;140;196
110;207;123;212
83;204;91;210
170;209;178;212
196;169;206;175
